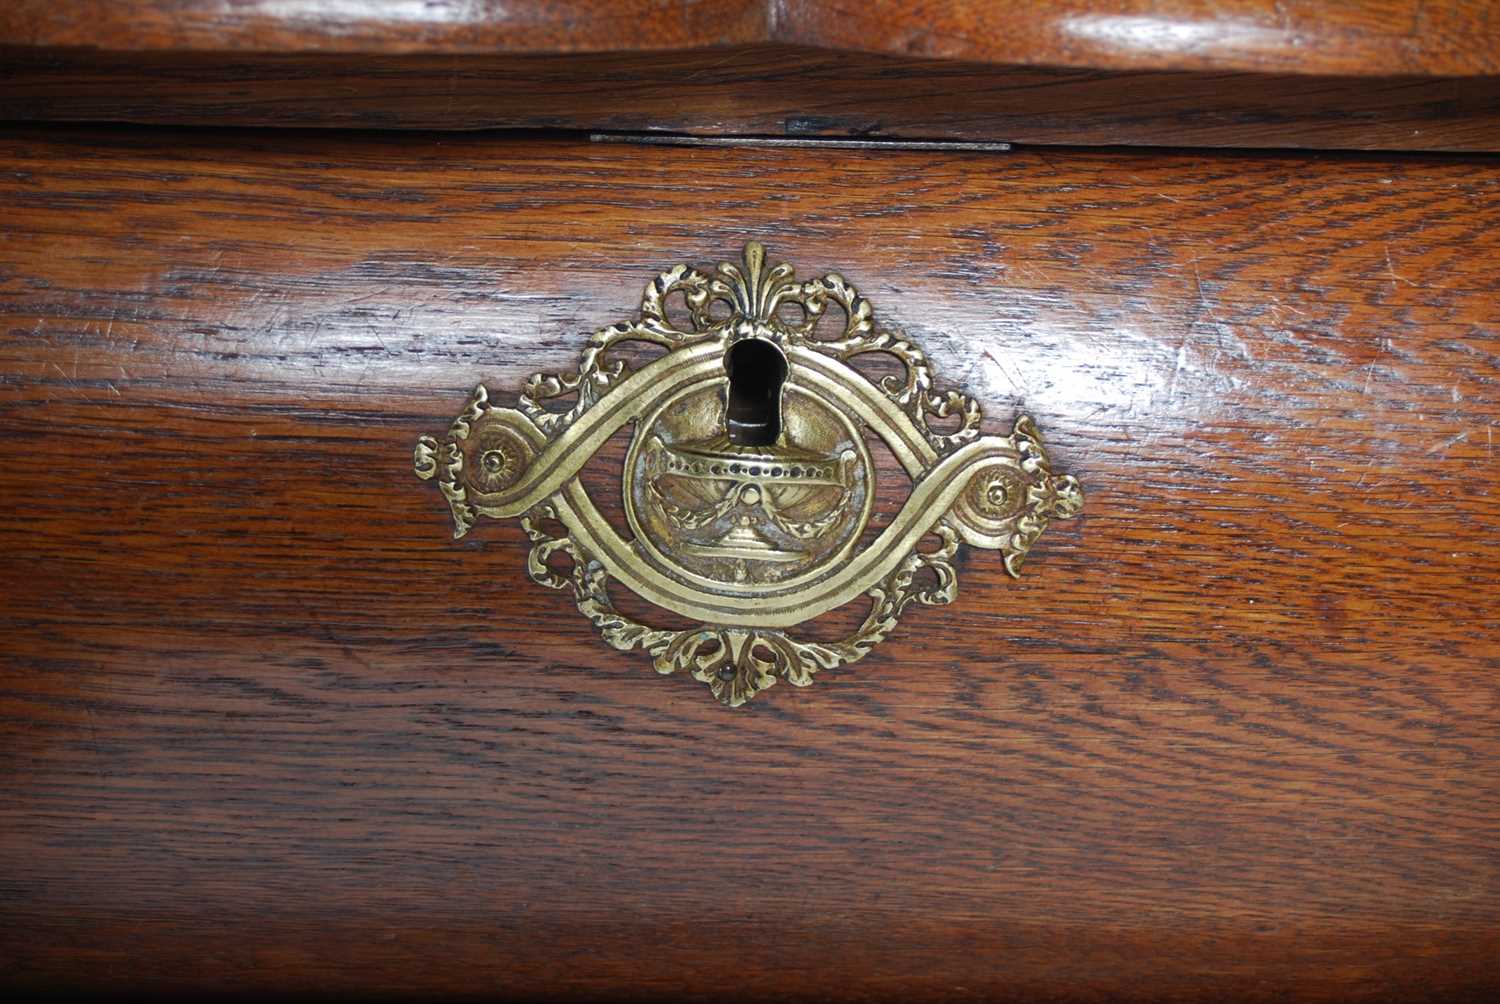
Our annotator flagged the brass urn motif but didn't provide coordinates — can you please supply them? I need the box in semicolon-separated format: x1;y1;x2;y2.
414;243;1082;706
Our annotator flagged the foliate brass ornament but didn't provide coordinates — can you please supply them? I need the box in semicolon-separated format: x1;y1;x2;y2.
414;243;1082;707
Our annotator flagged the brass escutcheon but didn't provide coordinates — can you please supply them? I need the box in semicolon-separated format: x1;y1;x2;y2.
414;243;1082;706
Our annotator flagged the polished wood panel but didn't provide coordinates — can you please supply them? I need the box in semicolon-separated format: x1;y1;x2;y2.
6;46;1500;152
9;2;1500;151
0;0;768;55
2;127;1498;1001
781;0;1500;74
3;0;1498;75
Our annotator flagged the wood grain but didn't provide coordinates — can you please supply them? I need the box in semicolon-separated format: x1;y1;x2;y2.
4;0;1500;75
779;0;1500;75
1;127;1498;1001
10;1;1500;151
7;46;1500;152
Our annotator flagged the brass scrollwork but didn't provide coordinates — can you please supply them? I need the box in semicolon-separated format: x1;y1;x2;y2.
415;243;1082;706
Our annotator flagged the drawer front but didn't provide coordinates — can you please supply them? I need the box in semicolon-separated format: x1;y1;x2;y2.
1;128;1497;1001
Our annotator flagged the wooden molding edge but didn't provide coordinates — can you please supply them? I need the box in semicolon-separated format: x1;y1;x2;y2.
2;0;1499;77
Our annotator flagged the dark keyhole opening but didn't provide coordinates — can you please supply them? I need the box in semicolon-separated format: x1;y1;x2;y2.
725;338;787;447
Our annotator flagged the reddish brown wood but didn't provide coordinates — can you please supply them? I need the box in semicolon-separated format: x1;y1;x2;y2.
3;0;1499;75
6;45;1500;152
0;0;769;55
779;0;1500;75
1;127;1498;1001
8;2;1500;151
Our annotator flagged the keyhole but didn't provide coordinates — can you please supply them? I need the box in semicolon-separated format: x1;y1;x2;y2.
725;339;787;447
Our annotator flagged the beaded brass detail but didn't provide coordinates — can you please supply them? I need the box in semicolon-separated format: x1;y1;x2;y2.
415;243;1082;706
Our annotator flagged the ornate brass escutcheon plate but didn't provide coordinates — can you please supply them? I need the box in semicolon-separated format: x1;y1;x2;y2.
414;244;1082;706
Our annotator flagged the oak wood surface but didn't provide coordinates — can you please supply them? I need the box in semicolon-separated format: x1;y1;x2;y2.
1;127;1498;1001
7;45;1500;153
9;2;1500;152
4;0;1500;75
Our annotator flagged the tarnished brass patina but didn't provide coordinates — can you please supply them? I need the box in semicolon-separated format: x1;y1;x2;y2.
414;244;1082;706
